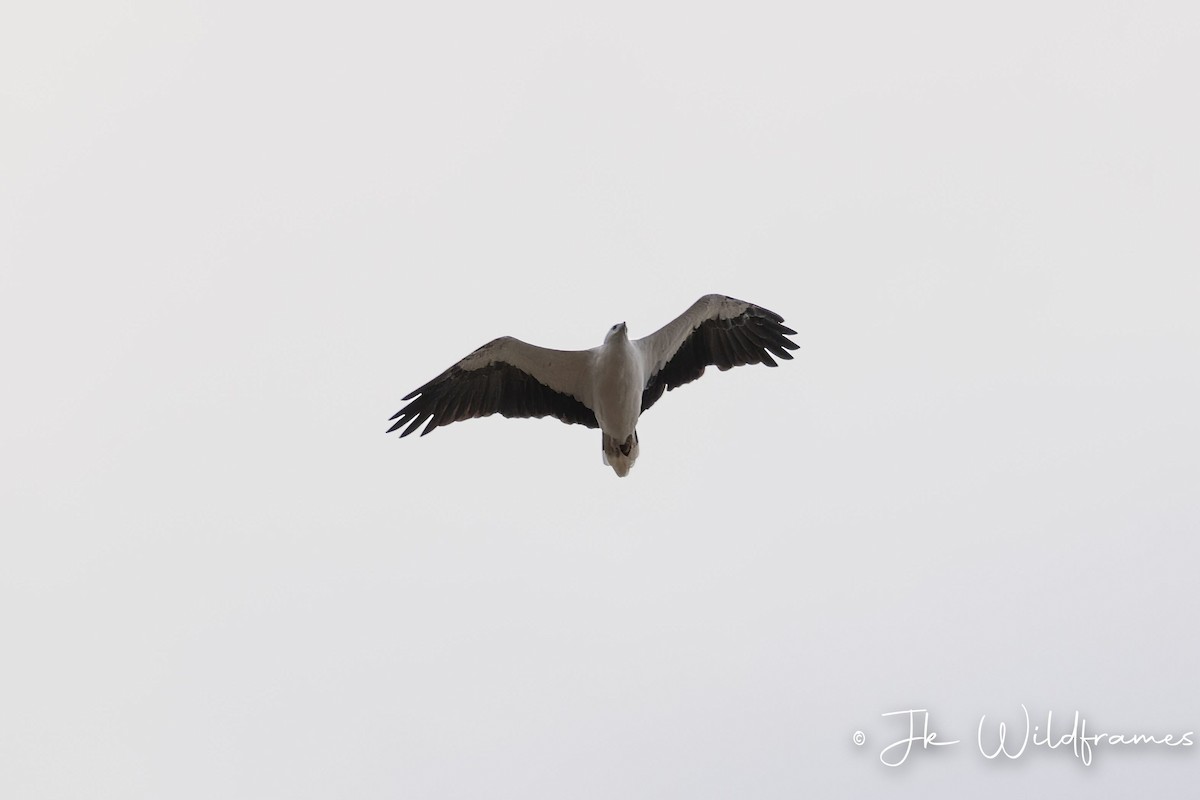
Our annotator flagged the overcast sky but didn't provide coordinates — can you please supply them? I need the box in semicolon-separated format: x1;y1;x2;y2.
3;2;1198;798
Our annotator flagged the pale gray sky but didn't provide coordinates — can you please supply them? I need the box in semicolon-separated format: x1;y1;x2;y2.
2;2;1198;797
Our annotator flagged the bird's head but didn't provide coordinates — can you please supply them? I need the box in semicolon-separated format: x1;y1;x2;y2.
605;321;628;343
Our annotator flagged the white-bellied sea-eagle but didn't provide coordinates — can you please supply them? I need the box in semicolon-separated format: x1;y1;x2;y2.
387;294;799;476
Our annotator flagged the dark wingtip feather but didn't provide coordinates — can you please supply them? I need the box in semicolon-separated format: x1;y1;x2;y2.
762;337;795;360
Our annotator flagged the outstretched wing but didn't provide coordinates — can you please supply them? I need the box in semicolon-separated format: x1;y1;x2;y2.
636;294;799;413
387;337;598;437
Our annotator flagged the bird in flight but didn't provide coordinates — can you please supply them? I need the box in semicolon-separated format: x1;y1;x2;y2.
387;294;799;476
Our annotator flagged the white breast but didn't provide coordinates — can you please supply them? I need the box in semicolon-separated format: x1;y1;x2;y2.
591;339;644;438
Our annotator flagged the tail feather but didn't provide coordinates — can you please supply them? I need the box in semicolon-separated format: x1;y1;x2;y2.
602;431;640;477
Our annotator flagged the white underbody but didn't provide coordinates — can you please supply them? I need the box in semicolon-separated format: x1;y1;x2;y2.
590;334;645;440
587;328;646;476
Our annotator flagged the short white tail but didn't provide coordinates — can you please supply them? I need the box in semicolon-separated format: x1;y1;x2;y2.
601;431;640;477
